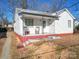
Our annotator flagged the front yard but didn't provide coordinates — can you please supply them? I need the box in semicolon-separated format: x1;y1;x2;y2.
7;33;79;59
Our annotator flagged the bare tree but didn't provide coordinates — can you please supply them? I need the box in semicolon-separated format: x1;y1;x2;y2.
50;0;68;12
8;0;20;14
0;9;8;27
8;0;27;13
21;0;27;9
7;0;27;21
29;0;67;12
2;16;8;26
0;8;4;19
8;0;68;15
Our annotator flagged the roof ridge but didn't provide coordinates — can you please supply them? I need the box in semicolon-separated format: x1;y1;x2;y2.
55;8;75;19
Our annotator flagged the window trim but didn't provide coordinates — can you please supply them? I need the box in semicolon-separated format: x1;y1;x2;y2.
68;20;71;28
25;19;33;26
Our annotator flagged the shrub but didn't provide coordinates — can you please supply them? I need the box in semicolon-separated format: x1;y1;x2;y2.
75;24;79;31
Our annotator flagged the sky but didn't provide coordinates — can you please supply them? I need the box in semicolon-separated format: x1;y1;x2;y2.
0;0;79;22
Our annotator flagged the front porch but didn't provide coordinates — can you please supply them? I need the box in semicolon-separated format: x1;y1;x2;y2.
22;14;56;36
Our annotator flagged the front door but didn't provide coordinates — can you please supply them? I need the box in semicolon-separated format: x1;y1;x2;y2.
35;27;40;34
42;21;46;34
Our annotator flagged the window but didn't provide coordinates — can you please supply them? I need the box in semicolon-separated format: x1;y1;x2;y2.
43;21;46;28
25;19;33;26
68;20;71;28
48;19;51;24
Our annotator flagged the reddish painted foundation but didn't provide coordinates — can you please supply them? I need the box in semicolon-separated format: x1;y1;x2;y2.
15;33;73;43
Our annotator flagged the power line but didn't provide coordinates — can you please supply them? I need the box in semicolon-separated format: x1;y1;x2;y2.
65;1;79;18
67;1;79;8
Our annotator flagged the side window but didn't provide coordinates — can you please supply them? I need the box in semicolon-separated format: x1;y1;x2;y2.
68;20;71;28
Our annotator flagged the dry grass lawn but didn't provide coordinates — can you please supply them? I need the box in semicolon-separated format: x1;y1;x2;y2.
9;33;79;59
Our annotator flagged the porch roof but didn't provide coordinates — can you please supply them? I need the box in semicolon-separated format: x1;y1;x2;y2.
18;9;58;18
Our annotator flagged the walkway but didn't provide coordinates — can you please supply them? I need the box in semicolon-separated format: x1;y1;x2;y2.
1;32;12;59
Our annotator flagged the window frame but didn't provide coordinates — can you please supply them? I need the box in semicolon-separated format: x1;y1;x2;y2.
68;20;71;28
25;19;33;26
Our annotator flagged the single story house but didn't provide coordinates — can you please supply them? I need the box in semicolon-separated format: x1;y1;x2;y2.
14;8;75;42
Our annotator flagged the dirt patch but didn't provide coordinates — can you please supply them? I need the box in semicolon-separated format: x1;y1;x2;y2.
8;32;19;59
9;33;79;59
0;38;6;57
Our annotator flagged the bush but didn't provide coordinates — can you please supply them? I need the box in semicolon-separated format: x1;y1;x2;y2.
75;24;79;31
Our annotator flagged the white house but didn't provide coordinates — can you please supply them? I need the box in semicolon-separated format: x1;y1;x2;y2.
14;8;75;37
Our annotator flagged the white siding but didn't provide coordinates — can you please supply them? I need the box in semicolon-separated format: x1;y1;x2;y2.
14;8;74;36
55;11;74;34
28;19;42;34
25;19;50;35
23;18;55;35
48;20;55;34
14;9;23;36
41;19;49;34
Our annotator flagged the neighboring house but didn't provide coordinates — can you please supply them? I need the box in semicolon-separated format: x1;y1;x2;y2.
8;23;14;31
14;8;75;37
